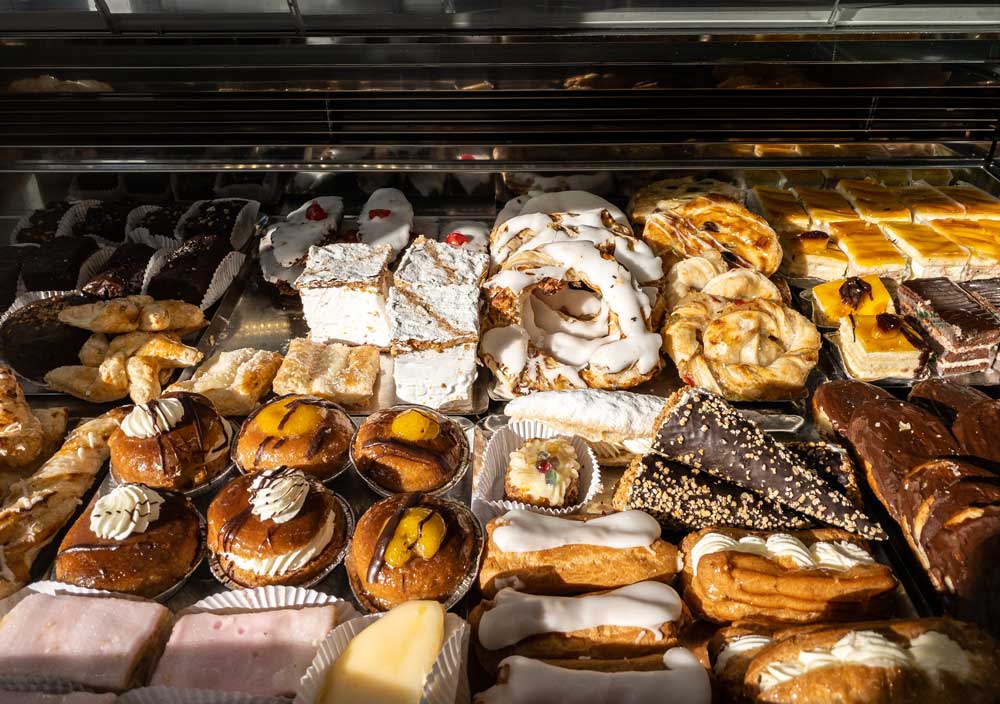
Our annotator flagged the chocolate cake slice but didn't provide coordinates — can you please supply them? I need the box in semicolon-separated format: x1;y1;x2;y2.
131;203;190;240
14;201;73;244
898;277;1000;376
0;245;35;311
146;234;231;305
21;236;98;291
71;200;134;243
960;278;1000;316
650;387;884;538
81;241;155;298
177;198;247;241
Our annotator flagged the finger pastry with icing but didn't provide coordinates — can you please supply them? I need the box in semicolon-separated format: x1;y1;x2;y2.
55;483;202;598
743;618;1000;704
235;394;354;482
473;648;712;704
478;510;679;597
109;392;233;492
470;581;689;674
345;492;478;611
680;527;897;625
206;468;348;588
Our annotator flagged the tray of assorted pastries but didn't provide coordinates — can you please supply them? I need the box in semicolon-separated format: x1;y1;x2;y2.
0;166;999;704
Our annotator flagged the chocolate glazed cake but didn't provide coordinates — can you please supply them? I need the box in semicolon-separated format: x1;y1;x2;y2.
908;379;990;425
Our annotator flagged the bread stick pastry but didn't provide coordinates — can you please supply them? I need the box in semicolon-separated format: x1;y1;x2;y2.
0;364;43;470
680;527;897;625
474;649;712;704
478;509;679;597
0;408;126;598
471;581;688;674
742;618;1000;704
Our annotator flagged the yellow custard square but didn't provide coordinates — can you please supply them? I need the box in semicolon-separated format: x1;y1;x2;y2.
779;231;849;281
930;220;1000;278
811;274;894;326
835;179;911;223
893;184;965;223
881;222;969;279
752;186;811;234
937;184;1000;220
836;314;923;381
793;188;860;227
829;220;908;279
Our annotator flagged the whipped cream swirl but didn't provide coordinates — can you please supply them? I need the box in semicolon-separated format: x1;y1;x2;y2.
691;532;874;576
249;468;309;524
91;484;165;540
121;397;186;439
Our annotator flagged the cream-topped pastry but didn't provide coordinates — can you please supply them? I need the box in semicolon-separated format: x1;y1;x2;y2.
504;437;581;508
120;396;186;438
259;196;344;290
358;187;414;259
492;509;660;553
249;467;309;524
478;581;683;651
90;484;165;540
690;532;875;575
715;634;774;674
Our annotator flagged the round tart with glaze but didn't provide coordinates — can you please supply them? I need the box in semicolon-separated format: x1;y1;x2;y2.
54;483;203;599
346;492;479;612
235;394;354;482
109;391;232;492
351;406;467;494
206;467;348;588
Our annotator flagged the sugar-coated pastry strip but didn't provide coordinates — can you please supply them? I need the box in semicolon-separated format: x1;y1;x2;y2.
357;187;414;258
474;649;712;704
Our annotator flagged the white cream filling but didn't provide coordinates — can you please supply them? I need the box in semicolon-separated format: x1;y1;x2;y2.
222;512;335;578
690;532;874;576
714;635;773;675
120;397;186;439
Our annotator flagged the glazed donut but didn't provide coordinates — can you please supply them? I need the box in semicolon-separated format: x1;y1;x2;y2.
480;240;663;397
662;293;820;401
643;194;783;276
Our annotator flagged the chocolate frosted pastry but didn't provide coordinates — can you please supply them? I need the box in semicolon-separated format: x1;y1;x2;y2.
207;468;347;588
346;492;477;611
960;278;1000;316
82;241;155;299
811;379;893;440
131;203;190;239
21;236;98;291
15;201;73;244
352;407;466;494
504;437;581;508
908;379;990;425
0;293;94;380
650;388;882;538
55;483;202;598
72;200;134;243
109;391;233;492
613;454;812;532
846;399;959;522
235;394;354;482
789;441;863;508
178;198;247;241
146;234;231;306
952;400;1000;463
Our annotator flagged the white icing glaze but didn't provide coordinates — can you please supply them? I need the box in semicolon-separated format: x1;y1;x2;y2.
504;389;665;444
90;484;165;541
514;191;630;230
493;509;661;553
223;512;334;578
261;196;344;269
481;326;529;378
249;468;309;524
759;630;972;692
120;397;186;439
690;533;874;576
358;188;414;258
478;581;683;651
440;220;490;251
408;173;446;197
476;649;711;704
714;635;773;674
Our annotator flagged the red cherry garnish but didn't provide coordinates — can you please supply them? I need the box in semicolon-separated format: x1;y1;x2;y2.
305;202;328;221
368;208;392;219
536;459;552;474
445;232;471;246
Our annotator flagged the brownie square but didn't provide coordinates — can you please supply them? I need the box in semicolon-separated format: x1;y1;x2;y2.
15;201;73;244
147;234;230;305
177;199;247;242
72;201;134;243
133;203;191;239
21;236;98;291
82;242;156;299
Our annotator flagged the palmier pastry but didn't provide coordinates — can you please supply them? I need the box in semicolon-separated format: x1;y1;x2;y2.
662;294;820;402
207;468;347;587
811;379;892;440
743;618;1000;704
470;581;688;675
235;394;354;482
503;437;580;508
55;483;202;598
351;406;466;494
479;509;679;597
680;527;897;625
345;492;478;611
109;391;232;492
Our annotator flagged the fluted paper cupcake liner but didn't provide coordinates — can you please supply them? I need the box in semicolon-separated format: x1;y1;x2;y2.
475;419;601;516
76;245;119;289
126;205;184;248
120;687;287;704
181;583;360;624
294;612;470;704
0;288;79;329
140;242;245;312
173;198;260;250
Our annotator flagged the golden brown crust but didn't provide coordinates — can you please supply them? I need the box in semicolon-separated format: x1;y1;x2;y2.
55;492;202;598
346;493;475;611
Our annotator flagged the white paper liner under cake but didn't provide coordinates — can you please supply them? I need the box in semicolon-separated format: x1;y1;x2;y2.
140;239;244;311
76;245;118;289
475;419;601;516
294;612;470;704
173;198;260;250
68;175;124;202
120;687;288;704
126;204;174;242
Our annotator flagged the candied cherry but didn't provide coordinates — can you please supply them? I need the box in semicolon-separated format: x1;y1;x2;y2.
445;232;471;246
368;208;392;219
305;202;328;221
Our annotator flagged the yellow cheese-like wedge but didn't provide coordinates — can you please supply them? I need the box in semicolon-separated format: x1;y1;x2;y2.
320;600;445;704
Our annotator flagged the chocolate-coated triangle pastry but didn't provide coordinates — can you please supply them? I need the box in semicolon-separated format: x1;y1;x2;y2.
650;387;884;538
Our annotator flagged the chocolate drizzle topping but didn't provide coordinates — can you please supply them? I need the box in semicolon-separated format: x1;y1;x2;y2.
139;393;213;478
245;395;345;464
797;230;829;241
366;492;423;584
839;276;873;310
361;439;451;473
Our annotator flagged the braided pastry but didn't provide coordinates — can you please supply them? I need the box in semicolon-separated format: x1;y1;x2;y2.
663;293;820;401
